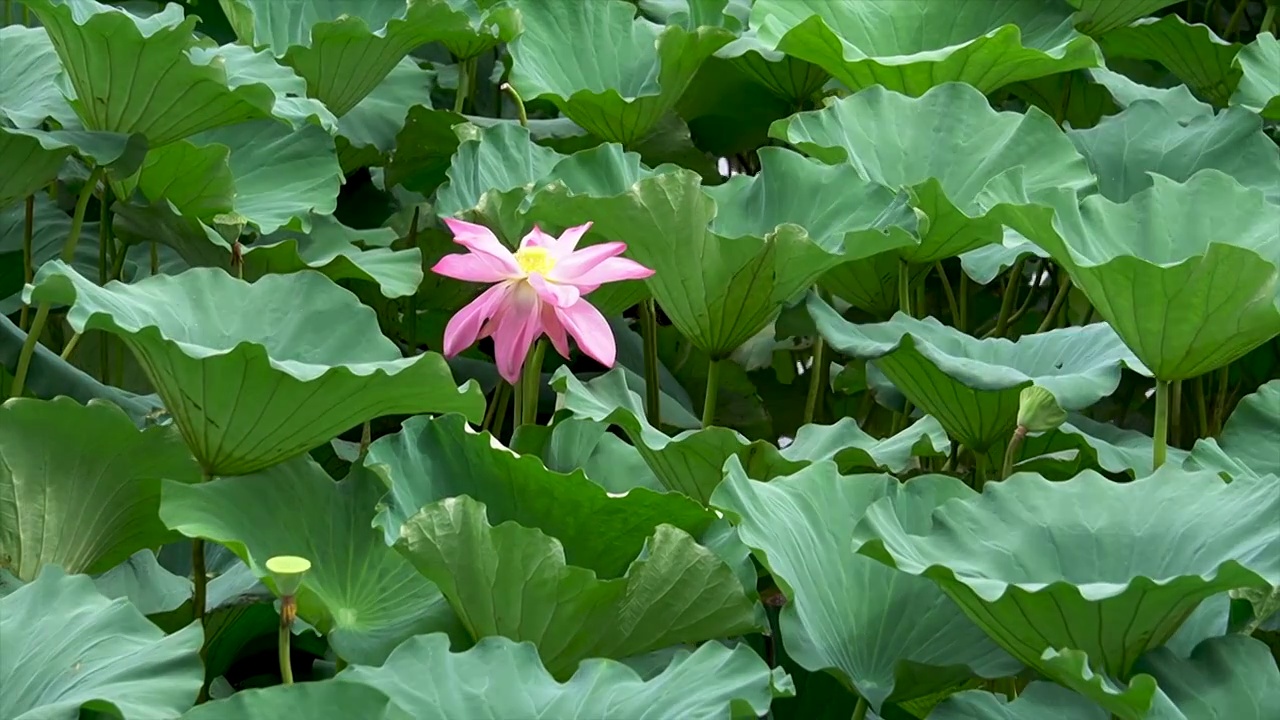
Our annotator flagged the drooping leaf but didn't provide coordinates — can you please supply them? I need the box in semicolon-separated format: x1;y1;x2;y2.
999;170;1280;380
92;549;192;616
809;296;1144;454
1065;0;1182;35
853;466;1280;686
749;0;1099;97
24;261;484;475
779;415;951;475
1084;66;1214;123
1135;634;1280;719
0;397;200;581
1231;32;1280;120
551;367;802;504
711;461;1021;710
1097;15;1241;106
930;681;1107;719
1067;101;1280;204
0;566;204;720
508;0;733;143
772;82;1096;265
0;25;77;128
341;633;783;719
1187;379;1280;480
393;495;764;678
180;681;410;720
24;0;314;145
364;413;715;577
336;56;432;171
160;456;464;665
1014;413;1189;480
0;127;146;208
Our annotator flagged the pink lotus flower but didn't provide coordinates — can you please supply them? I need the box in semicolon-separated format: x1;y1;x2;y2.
432;218;655;384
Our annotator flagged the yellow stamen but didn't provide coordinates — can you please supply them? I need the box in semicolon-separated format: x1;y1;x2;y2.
514;246;555;276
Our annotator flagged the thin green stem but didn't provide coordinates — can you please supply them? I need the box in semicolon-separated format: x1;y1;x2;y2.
1001;426;1027;481
278;597;295;685
934;262;960;326
1153;379;1171;470
1262;4;1277;33
1035;270;1072;334
1212;366;1230;435
9;303;50;399
62;167;104;262
1225;0;1248;38
1194;375;1209;439
1170;380;1183;448
897;260;912;317
150;241;159;274
101;185;115;384
520;339;547;427
192;537;207;622
511;379;523;434
639;299;662;424
958;270;969;332
481;382;510;433
358;421;372;460
803;335;827;425
973;450;989;488
702;358;721;427
994;257;1027;338
405;206;421;350
851;696;868;720
491;381;512;439
19;195;34;331
59;332;81;361
501;83;528;128
452;57;469;114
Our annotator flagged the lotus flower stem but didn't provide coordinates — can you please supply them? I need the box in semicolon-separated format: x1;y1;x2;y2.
1035;270;1072;333
897;260;912;316
702;358;721;427
482;382;512;433
453;57;471;114
501;83;528;128
59;333;81;361
1225;0;1248;38
639;299;662;423
803;336;827;425
519;338;547;427
993;257;1027;338
1170;380;1183;448
1153;379;1171;470
1001;426;1027;480
851;696;868;720
958;271;969;332
192;538;207;622
1263;4;1277;33
1194;375;1209;439
934;262;960;327
278;596;296;684
10;169;103;399
18;196;33;331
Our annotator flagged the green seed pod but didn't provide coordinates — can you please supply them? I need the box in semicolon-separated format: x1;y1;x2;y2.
265;555;312;597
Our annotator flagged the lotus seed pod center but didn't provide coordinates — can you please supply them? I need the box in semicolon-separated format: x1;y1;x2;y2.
515;247;555;276
266;555;312;575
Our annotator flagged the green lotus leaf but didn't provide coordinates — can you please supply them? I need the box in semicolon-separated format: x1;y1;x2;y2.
957;228;1046;286
550;367;802;504
219;0;484;116
1231;32;1280;120
0;566;204;720
435;0;523;60
711;461;1021;710
1014;413;1189;480
1068;101;1280;204
0;127;146;208
998;170;1280;380
336;56;431;171
181;682;409;720
1187;379;1280;480
1036;646;1165;719
383;106;468;196
24;261;483;475
0;397;200;582
772;82;1096;265
393;495;764;678
1136;634;1280;719
1084;66;1215;122
1065;0;1182;35
638;0;748;31
809;295;1143;454
364;413;715;577
203;41;339;131
160;456;464;665
853;466;1280;685
0;25;77;128
508;0;732;144
92;549;193;616
532;153;914;356
340;632;782;719
119;141;235;222
509;418;664;494
779;414;951;475
930;681;1107;719
715;32;830;105
24;0;313;146
749;0;1100;96
1097;15;1241;106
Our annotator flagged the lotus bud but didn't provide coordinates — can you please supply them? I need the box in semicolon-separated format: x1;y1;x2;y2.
266;555;312;598
1017;385;1066;433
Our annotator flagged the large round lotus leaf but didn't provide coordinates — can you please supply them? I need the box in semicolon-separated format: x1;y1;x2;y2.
0;397;200;582
931;681;1106;720
508;417;664;495
0;25;77;129
710;460;1021;710
748;0;1099;96
218;0;497;116
23;0;311;146
24;261;483;476
334;55;429;170
393;495;764;679
1133;635;1280;720
1187;379;1280;480
160;456;464;666
549;368;803;504
715;30;831;105
1065;0;1182;35
0;566;205;720
1083;66;1214;124
1067;101;1280;204
1014;413;1189;480
852;466;1280;684
363;413;715;577
1231;32;1280;120
1097;15;1241;106
998;170;1280;380
808;295;1144;453
181;682;410;720
771;82;1096;265
779;414;951;475
531;159;912;357
340;632;782;719
508;0;732;144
